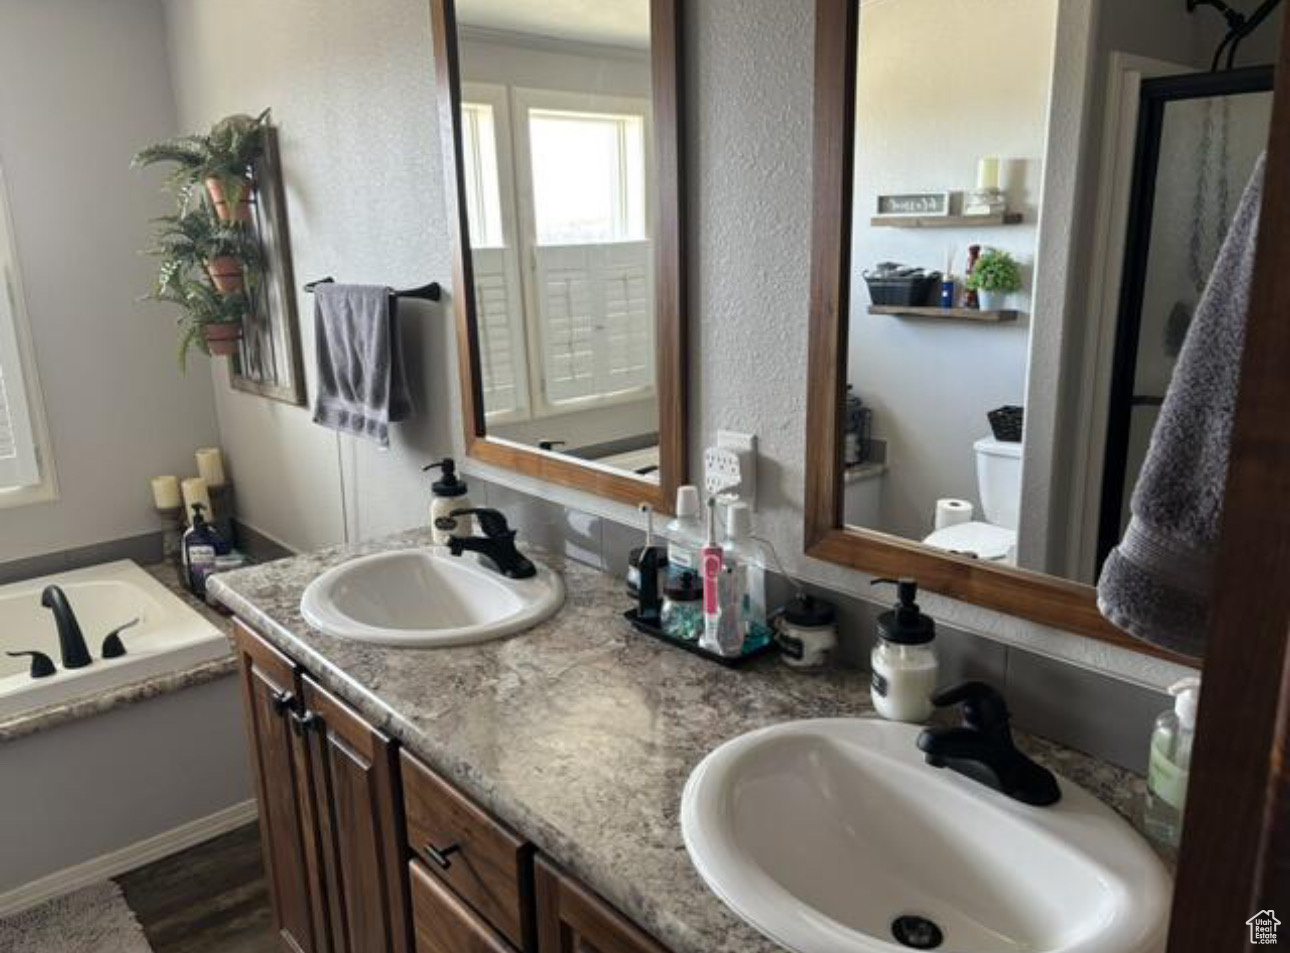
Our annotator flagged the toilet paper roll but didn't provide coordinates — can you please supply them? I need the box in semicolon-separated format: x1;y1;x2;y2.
934;498;974;531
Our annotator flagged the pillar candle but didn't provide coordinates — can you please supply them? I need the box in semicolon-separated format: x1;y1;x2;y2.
976;156;1001;191
181;477;212;524
195;447;227;488
151;475;182;510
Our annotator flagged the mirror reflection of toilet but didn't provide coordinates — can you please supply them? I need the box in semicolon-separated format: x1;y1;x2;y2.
922;438;1022;565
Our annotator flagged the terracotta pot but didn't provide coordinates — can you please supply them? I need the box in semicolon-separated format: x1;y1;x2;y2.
203;322;243;357
206;255;245;293
205;176;253;222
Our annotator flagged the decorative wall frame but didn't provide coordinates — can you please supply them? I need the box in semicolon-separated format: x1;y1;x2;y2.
229;127;306;406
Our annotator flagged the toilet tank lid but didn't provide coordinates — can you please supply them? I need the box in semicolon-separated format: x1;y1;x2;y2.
974;436;1023;458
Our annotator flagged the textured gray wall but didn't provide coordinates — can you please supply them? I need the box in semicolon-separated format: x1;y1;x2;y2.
164;0;1199;692
0;0;220;563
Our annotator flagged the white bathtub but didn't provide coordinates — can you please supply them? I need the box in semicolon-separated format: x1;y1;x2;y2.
0;560;230;720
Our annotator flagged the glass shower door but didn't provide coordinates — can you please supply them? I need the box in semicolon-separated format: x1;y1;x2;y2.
1098;72;1273;568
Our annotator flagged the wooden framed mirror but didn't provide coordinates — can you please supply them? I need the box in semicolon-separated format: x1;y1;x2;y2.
431;0;687;512
804;0;1283;665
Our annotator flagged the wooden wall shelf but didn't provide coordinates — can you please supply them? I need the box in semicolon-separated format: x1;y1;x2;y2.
868;305;1021;322
870;212;1024;228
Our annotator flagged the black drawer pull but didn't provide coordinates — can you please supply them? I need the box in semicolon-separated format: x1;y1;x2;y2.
424;843;461;869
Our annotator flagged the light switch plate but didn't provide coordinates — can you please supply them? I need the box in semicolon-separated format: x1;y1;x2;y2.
710;430;757;510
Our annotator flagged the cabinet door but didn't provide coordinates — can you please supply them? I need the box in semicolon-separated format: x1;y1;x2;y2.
301;674;412;953
234;622;330;953
535;858;670;953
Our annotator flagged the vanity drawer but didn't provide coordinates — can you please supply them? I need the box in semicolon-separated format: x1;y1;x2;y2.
411;860;516;953
400;750;533;950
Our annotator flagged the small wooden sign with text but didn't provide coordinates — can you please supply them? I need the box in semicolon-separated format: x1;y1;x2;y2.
875;191;955;217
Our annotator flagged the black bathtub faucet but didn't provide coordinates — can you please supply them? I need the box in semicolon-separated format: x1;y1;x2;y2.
40;585;93;670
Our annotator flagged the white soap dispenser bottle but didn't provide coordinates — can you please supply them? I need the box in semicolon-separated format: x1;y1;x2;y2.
869;577;938;723
1145;676;1200;848
423;458;473;545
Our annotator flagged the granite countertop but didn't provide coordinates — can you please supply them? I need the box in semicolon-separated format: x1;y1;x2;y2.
0;563;237;743
210;528;1156;953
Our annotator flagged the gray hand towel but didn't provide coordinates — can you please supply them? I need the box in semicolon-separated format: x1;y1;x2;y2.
1097;154;1265;657
312;284;412;448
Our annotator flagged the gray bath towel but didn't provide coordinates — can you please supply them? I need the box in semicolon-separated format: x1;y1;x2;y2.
1097;154;1265;657
312;284;412;448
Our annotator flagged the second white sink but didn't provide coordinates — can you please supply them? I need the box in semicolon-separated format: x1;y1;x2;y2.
300;547;564;647
682;719;1171;953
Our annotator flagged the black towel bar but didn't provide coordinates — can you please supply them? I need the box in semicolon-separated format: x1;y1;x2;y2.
304;275;441;302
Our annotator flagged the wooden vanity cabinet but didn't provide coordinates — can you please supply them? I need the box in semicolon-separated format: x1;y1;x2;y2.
401;750;534;951
235;621;330;953
300;673;412;953
535;858;670;953
233;621;411;953
234;620;673;953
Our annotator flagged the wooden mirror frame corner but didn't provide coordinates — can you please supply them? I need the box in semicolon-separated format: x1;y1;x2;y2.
430;0;688;515
802;0;1198;665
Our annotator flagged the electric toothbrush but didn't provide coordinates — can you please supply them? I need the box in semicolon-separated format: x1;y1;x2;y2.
699;496;724;653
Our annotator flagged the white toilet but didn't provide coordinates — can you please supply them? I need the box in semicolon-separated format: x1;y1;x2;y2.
922;437;1022;564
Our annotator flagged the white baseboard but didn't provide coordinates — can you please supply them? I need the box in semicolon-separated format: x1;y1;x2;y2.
0;799;259;918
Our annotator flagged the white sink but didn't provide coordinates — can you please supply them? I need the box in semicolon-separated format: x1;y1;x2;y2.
300;547;564;648
681;719;1170;953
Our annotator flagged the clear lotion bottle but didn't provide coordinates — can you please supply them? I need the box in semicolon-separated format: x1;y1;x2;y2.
665;486;702;585
1145;677;1200;848
870;578;938;723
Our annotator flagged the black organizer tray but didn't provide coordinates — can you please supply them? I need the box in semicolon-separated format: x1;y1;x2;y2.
623;608;778;668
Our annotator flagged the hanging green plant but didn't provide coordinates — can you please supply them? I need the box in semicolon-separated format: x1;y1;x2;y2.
134;109;270;369
148;210;262;294
133;108;270;218
151;278;252;369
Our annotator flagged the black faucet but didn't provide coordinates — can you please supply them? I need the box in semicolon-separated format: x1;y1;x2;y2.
444;508;537;580
916;681;1061;807
41;585;93;670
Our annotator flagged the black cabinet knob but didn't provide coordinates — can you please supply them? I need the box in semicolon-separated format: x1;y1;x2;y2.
270;690;296;716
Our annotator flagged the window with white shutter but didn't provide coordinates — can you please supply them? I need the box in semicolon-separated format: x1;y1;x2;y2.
461;87;531;423
462;86;656;423
513;88;656;416
0;163;54;504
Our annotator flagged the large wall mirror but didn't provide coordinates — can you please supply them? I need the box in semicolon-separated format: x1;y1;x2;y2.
432;0;686;511
806;0;1283;661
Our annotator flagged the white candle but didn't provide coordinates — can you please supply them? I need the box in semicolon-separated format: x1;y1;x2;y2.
151;475;182;510
181;477;212;524
976;156;1001;191
195;447;227;488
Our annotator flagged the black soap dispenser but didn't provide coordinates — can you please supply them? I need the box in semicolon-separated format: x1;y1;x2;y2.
182;503;222;597
870;577;939;723
423;458;473;545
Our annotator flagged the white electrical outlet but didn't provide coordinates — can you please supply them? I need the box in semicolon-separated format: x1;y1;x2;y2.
705;430;757;510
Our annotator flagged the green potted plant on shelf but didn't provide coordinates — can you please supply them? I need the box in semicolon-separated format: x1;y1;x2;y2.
132;109;270;220
966;248;1023;311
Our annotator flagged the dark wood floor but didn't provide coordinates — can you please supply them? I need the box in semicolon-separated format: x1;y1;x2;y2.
117;822;278;953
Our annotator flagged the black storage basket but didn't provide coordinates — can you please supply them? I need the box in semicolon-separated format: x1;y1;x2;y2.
864;274;940;308
988;406;1024;442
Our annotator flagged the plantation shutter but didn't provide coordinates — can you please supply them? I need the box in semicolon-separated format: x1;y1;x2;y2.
0;212;40;489
534;241;653;407
473;247;529;419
